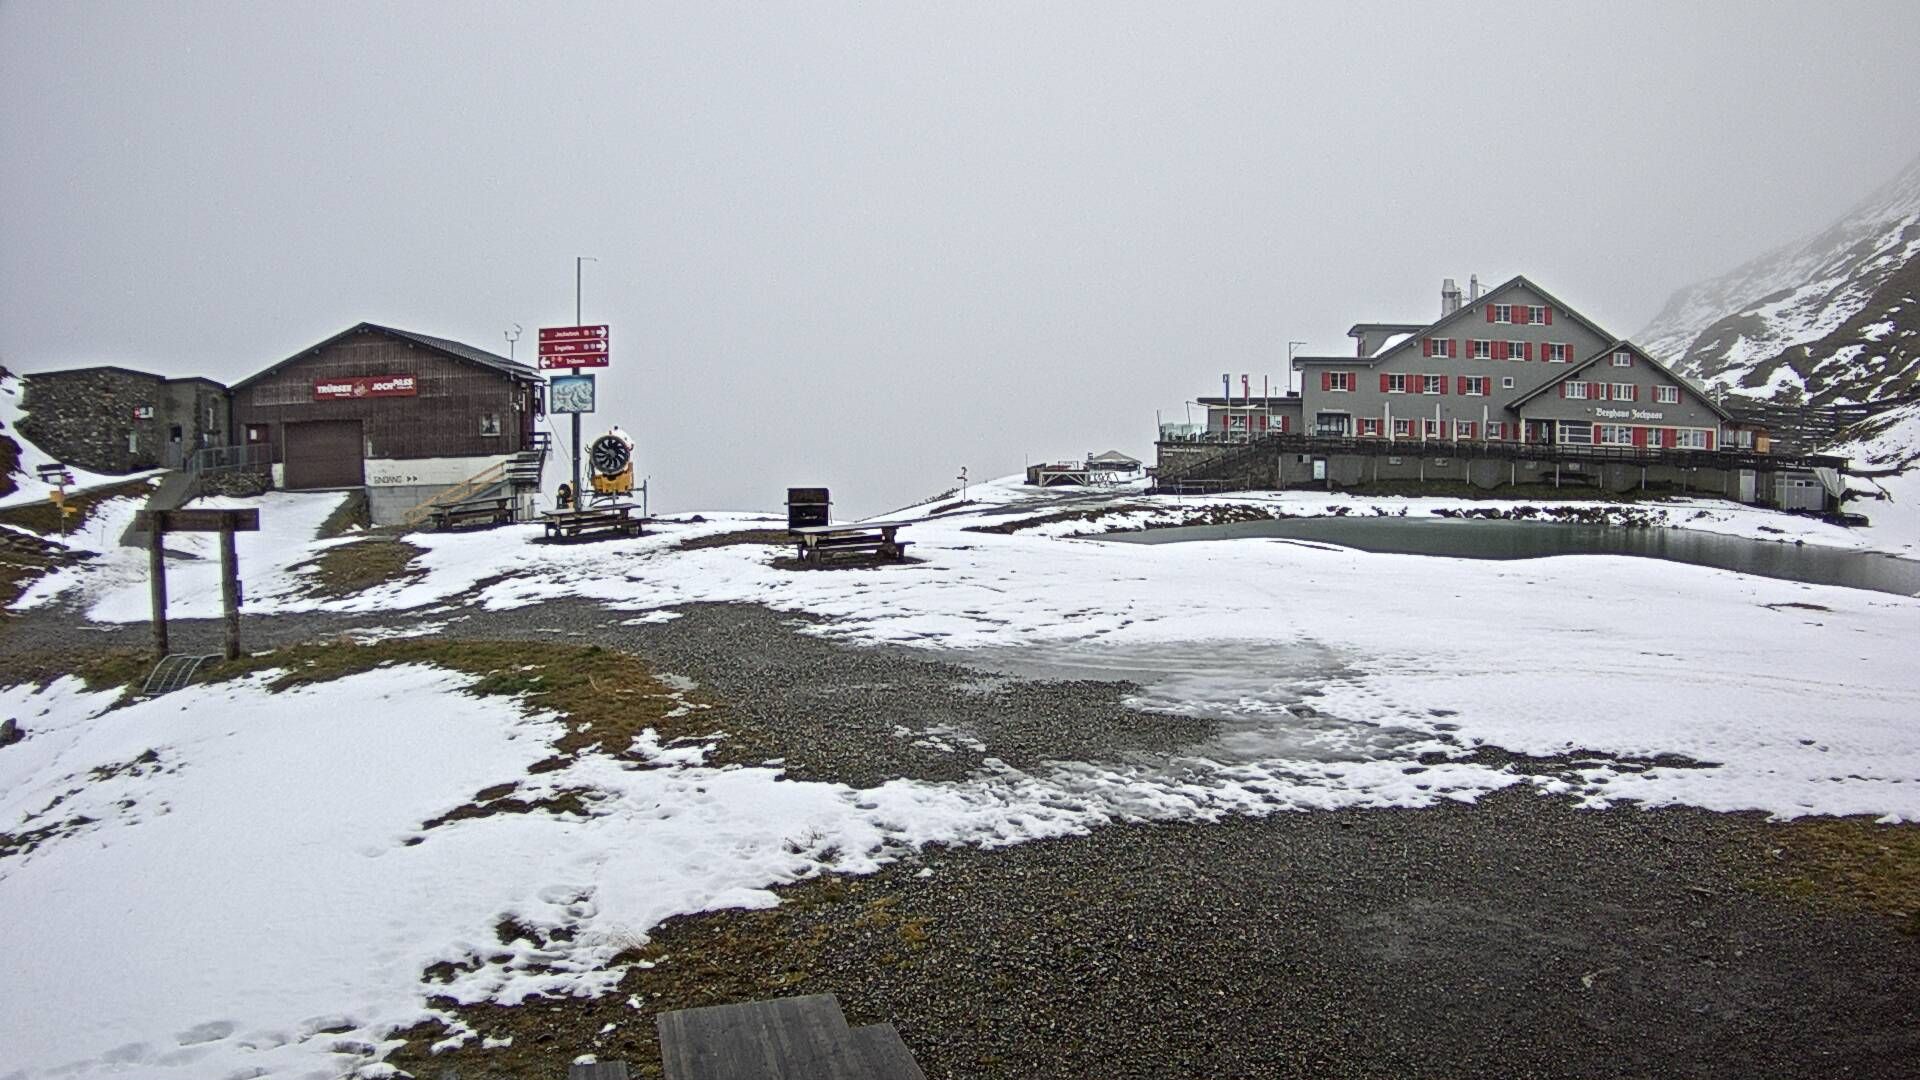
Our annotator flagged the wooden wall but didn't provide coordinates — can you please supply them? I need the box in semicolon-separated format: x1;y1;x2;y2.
232;328;536;462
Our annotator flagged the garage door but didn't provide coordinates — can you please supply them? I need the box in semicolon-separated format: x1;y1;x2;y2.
283;420;365;489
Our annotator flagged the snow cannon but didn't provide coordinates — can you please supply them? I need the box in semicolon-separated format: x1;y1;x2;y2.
588;427;636;498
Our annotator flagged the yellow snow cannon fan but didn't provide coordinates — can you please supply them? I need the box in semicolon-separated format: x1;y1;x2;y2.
588;428;635;497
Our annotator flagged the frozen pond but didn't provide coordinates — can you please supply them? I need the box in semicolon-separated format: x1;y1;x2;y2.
1103;516;1920;596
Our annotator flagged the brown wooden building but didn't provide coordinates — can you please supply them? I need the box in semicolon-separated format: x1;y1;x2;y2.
230;323;545;519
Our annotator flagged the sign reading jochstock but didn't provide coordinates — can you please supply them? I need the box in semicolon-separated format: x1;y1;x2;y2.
539;324;610;369
313;375;418;400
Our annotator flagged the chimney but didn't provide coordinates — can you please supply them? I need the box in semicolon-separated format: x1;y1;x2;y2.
1469;274;1483;302
1440;277;1462;317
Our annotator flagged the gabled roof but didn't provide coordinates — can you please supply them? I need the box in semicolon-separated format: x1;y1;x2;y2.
1088;449;1141;465
231;322;539;391
1503;340;1733;420
1351;275;1621;369
1346;321;1427;337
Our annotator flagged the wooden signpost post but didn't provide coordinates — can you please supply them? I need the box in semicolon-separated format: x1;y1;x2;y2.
134;508;260;661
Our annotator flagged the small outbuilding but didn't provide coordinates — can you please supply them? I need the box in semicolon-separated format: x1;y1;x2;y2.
18;366;229;473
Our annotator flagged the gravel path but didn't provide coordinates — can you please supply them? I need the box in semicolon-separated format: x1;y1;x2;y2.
7;594;1917;1078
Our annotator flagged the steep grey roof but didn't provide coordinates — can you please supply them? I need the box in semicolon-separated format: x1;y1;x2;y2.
232;322;539;391
1503;339;1733;420
1331;275;1621;370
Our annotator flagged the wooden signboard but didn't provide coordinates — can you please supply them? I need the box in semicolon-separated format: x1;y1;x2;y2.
139;508;261;661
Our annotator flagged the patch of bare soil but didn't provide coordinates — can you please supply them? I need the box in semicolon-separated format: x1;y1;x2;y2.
289;539;425;598
674;528;792;551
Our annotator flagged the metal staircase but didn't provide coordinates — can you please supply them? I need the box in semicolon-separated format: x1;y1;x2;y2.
397;432;552;528
1154;435;1280;491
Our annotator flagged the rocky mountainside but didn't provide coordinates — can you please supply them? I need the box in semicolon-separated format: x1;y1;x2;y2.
1638;154;1920;405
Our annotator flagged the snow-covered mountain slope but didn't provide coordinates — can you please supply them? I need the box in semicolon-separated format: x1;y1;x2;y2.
1638;154;1920;404
1833;400;1920;552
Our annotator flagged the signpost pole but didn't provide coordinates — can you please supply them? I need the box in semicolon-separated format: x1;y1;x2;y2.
571;257;590;507
219;520;241;661
148;520;169;658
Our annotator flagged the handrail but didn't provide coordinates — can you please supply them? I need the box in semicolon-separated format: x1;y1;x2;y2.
185;443;272;475
397;461;510;527
1155;431;1848;473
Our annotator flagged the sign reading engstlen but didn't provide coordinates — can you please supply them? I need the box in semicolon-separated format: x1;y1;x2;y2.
313;375;418;400
539;324;611;369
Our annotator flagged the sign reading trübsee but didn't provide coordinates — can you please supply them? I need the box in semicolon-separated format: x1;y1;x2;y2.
539;324;610;369
313;375;418;400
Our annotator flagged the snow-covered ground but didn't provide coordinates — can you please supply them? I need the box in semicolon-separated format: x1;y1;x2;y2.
1832;400;1920;556
5;472;1920;1078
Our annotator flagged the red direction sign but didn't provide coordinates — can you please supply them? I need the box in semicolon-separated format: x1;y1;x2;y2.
539;339;608;357
539;324;609;343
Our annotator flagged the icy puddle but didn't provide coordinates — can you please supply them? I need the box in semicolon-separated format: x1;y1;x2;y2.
939;638;1442;767
1106;516;1920;595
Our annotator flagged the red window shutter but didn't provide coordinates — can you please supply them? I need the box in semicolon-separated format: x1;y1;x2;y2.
1446;339;1455;358
1543;307;1553;325
1524;343;1534;361
1486;303;1496;322
1321;371;1332;391
1380;373;1390;392
1456;376;1468;395
1439;377;1449;395
1422;339;1431;357
1706;429;1716;451
1631;385;1640;402
1491;340;1504;361
1564;346;1575;365
1633;427;1646;448
1558;382;1566;399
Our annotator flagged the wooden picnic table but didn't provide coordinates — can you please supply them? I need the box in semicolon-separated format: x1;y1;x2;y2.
430;496;515;531
540;502;644;542
790;520;914;565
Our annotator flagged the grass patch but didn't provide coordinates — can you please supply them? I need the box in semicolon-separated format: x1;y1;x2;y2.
288;539;424;598
1756;818;1920;935
316;489;370;538
0;476;154;537
381;874;893;1080
206;638;756;768
674;527;793;551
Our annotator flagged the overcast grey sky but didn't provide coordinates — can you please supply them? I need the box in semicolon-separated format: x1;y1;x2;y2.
4;2;1918;515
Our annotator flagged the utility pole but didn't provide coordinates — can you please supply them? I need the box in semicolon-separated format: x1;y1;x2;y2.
572;256;597;506
1287;341;1307;394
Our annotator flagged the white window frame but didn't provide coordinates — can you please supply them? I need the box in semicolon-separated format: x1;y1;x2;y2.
1509;340;1527;361
1654;385;1680;404
1612;382;1634;401
1386;373;1407;394
1358;417;1382;437
1501;376;1515;389
1465;376;1488;397
1454;420;1477;440
1564;381;1589;400
1597;424;1633;446
1421;375;1444;395
1422;418;1443;438
480;413;502;436
1528;305;1545;325
1547;342;1568;363
1675;429;1708;449
1392;418;1413;437
1470;339;1492;359
1493;304;1512;324
1487;421;1505;440
1612;350;1633;367
1328;371;1354;392
1558;420;1594;445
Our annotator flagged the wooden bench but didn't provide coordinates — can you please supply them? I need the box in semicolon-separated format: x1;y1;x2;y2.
790;521;913;565
657;994;925;1080
540;503;644;542
429;496;514;531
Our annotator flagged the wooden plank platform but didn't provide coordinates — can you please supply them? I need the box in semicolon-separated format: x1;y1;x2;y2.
657;994;922;1080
